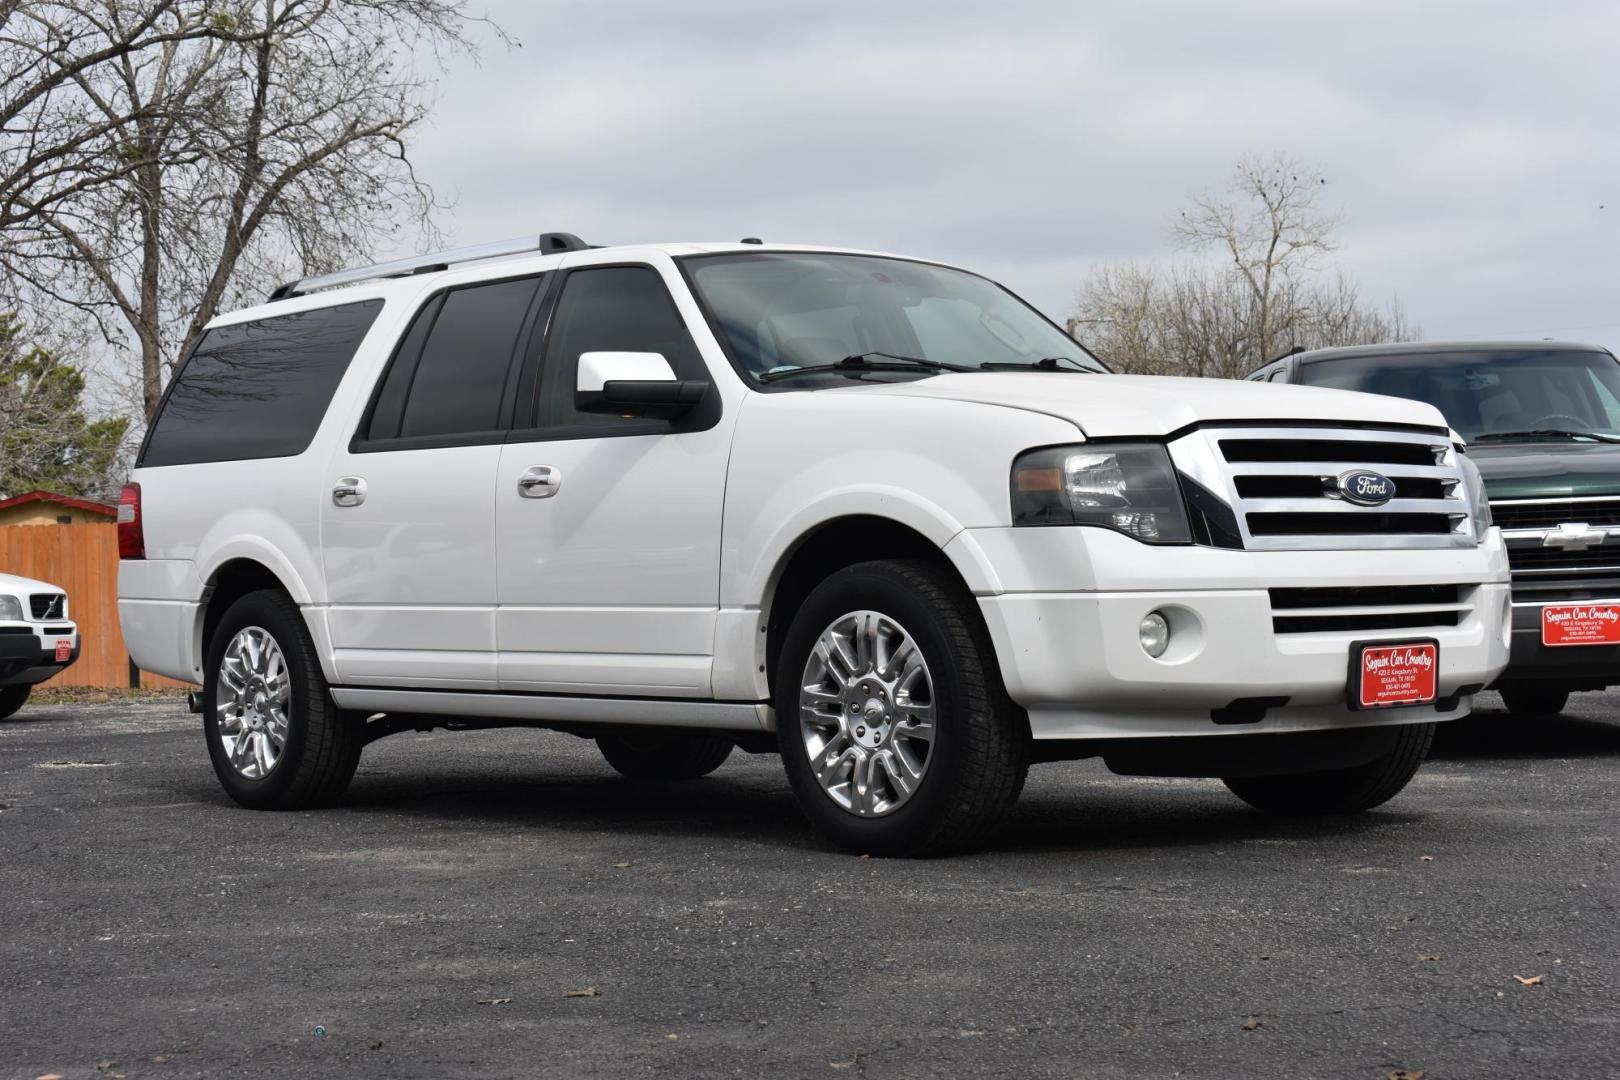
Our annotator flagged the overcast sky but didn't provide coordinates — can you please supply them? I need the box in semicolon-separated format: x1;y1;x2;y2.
405;0;1620;355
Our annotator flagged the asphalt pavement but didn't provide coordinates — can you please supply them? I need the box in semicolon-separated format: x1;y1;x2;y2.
1;691;1616;1079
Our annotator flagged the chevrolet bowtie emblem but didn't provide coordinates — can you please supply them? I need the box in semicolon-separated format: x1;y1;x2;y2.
1542;522;1609;550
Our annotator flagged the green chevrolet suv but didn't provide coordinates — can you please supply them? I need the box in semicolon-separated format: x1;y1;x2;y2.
1251;341;1620;717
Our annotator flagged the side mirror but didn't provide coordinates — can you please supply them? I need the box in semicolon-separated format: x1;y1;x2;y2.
575;351;709;418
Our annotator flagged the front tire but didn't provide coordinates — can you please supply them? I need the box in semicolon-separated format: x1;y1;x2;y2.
597;732;733;779
0;685;29;720
203;589;361;810
775;559;1030;857
1223;721;1435;815
1498;683;1570;717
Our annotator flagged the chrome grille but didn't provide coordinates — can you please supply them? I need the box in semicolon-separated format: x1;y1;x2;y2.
1269;584;1470;634
29;593;65;620
1496;498;1620;602
1169;426;1474;551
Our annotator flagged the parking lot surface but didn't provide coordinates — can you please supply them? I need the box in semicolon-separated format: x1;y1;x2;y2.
1;693;1617;1079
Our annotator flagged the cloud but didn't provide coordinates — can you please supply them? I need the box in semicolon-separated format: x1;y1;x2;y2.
405;0;1620;351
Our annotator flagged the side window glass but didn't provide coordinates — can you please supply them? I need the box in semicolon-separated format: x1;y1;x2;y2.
142;299;382;467
1268;367;1287;382
537;266;700;429
364;295;441;441
366;276;541;443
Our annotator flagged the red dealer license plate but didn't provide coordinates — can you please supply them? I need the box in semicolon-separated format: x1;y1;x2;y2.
1352;640;1439;710
54;640;71;662
1542;604;1620;646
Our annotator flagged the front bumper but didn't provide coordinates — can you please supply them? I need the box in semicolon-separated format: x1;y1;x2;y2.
961;527;1512;740
0;624;80;686
1499;600;1620;689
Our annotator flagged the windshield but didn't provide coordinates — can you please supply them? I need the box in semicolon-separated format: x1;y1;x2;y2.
682;252;1107;385
1296;348;1620;442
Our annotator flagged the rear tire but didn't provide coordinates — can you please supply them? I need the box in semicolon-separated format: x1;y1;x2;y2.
1223;721;1434;815
597;732;733;780
1498;684;1570;717
775;559;1030;857
0;685;29;720
203;589;362;810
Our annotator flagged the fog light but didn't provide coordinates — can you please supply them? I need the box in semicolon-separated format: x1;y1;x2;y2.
1139;611;1171;658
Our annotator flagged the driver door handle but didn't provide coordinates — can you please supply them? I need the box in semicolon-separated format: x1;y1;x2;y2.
332;476;366;507
518;465;561;498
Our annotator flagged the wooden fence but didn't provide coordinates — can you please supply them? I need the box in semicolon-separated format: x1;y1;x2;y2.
0;523;191;689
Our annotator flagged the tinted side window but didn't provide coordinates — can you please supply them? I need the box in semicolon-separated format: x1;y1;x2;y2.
141;299;382;467
537;267;700;429
363;295;441;441
392;277;542;439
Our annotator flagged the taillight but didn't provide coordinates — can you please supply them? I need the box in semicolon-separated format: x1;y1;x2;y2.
117;482;144;559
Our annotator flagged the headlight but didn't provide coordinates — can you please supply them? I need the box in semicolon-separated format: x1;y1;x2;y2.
1458;452;1492;543
1011;442;1192;543
0;595;21;621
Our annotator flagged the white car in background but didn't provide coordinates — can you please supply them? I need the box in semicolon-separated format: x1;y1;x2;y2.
0;571;79;718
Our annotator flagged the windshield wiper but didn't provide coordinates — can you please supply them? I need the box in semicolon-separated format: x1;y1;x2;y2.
978;357;1095;373
1473;429;1620;444
758;352;973;383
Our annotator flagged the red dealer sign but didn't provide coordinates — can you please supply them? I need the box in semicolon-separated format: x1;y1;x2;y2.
1542;604;1620;647
1356;642;1439;709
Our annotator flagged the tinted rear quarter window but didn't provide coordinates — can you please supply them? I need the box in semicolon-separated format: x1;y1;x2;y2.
141;300;383;467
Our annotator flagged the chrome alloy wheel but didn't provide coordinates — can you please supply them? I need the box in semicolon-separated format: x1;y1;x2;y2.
216;626;291;780
799;610;936;817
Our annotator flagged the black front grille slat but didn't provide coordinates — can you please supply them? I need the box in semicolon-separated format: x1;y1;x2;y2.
1269;585;1461;609
1234;475;1447;500
1274;611;1462;634
1269;584;1467;634
1248;512;1455;536
1494;501;1620;530
1220;439;1440;466
1512;573;1620;602
28;594;64;620
1507;546;1620;571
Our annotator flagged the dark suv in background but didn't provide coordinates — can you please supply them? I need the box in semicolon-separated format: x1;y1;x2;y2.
1252;341;1620;717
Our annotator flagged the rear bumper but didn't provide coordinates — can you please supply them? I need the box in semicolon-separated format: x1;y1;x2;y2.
0;624;80;686
1498;600;1620;688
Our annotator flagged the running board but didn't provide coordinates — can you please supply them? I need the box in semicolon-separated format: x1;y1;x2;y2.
329;687;773;732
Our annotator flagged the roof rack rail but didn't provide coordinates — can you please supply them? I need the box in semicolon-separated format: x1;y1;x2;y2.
267;232;591;301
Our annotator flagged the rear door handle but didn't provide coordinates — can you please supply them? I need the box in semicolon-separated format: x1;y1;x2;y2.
332;476;367;507
517;465;561;498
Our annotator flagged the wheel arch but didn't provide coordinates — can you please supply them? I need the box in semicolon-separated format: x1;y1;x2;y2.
760;514;985;700
195;555;336;684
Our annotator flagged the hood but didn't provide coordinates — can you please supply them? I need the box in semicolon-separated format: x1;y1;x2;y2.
838;372;1449;438
0;571;61;596
1468;440;1620;500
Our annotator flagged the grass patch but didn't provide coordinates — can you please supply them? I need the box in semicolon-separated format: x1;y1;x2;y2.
30;685;193;706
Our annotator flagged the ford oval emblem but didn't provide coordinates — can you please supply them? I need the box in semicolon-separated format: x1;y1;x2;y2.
1337;469;1395;506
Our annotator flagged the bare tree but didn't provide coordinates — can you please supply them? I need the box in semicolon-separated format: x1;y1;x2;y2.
1074;155;1418;377
1171;153;1339;364
0;1;498;420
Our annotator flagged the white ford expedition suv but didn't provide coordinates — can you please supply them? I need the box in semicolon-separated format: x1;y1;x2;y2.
117;235;1511;854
